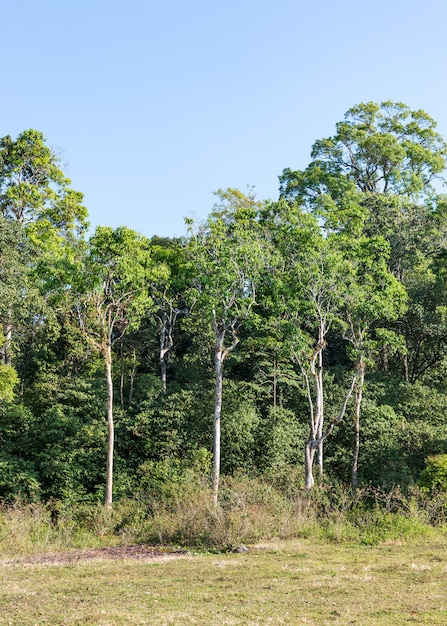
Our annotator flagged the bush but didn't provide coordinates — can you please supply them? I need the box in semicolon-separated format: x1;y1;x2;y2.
420;454;447;492
0;455;41;502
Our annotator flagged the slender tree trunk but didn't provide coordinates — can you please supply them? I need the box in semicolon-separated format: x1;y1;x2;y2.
403;354;409;383
316;347;324;481
160;310;168;392
273;359;277;408
4;325;12;365
159;308;178;393
129;349;137;405
380;345;389;371
305;442;316;490
160;356;168;393
304;369;357;491
119;342;125;407
212;339;224;507
352;358;365;494
1;309;13;365
303;341;324;490
104;342;114;508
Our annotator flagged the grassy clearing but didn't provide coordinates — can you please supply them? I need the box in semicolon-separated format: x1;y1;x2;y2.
2;536;447;625
2;477;447;624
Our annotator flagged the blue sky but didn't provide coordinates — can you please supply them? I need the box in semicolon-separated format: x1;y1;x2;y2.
3;0;447;238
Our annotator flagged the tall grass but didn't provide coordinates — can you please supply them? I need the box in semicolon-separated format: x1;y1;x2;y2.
1;470;446;558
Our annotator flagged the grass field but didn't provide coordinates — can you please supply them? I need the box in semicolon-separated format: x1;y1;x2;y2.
2;536;447;625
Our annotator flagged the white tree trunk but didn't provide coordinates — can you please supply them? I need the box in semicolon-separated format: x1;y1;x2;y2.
352;359;365;494
303;340;325;490
316;347;324;481
212;339;224;507
1;309;13;366
305;441;317;490
105;343;114;508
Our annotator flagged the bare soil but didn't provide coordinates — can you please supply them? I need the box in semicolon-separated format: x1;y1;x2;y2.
1;544;187;566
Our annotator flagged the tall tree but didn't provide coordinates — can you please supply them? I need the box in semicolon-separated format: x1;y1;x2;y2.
188;188;270;505
0;129;87;366
339;236;407;491
149;237;189;392
279;101;447;379
0;218;34;366
279;102;447;255
76;226;167;507
291;239;356;490
258;200;354;489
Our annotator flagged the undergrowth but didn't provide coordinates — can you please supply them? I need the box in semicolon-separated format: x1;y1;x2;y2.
1;469;446;558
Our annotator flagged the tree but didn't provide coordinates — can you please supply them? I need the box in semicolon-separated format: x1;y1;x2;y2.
258;200;355;489
0;129;87;230
279;102;447;265
0;364;19;402
187;188;270;505
279;101;447;382
149;237;189;392
256;198;405;490
0;129;87;367
291;239;357;490
0;218;34;365
76;226;167;507
280;101;446;206
339;236;407;491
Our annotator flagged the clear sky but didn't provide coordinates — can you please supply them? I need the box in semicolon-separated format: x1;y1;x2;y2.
3;0;447;239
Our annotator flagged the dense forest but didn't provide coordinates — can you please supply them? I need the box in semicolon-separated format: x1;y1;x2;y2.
2;101;447;510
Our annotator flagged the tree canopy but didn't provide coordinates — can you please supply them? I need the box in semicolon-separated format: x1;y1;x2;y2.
1;104;447;506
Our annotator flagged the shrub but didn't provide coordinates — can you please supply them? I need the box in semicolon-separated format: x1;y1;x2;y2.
420;454;447;492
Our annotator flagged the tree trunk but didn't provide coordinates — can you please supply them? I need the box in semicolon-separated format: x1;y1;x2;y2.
119;342;125;407
380;344;389;371
129;349;137;405
304;369;357;491
212;340;224;507
1;310;13;366
159;308;178;393
316;347;324;482
403;353;409;383
273;359;277;408
104;343;114;508
352;358;365;494
304;340;324;490
160;309;168;392
160;355;168;393
305;441;316;490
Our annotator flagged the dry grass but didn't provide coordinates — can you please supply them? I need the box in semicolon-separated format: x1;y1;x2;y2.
1;479;447;623
2;536;447;625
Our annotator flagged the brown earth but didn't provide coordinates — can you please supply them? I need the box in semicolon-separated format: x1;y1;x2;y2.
1;544;187;566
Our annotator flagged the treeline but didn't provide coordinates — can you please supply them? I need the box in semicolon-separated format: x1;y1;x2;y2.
2;102;447;507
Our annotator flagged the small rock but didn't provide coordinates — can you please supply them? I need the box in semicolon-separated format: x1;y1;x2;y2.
233;544;249;553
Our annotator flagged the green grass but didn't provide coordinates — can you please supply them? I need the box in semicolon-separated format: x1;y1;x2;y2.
2;536;447;625
1;479;447;624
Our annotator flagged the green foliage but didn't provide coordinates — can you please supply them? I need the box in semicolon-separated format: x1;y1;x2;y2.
137;449;211;507
0;129;88;233
280;101;446;207
0;365;18;402
131;381;214;461
0;456;41;502
0;107;446;511
220;384;260;474
420;455;447;493
0;403;41;500
78;226;167;335
186;188;272;344
257;406;307;471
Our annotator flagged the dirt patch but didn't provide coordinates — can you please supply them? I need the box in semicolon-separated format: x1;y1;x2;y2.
1;544;187;566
